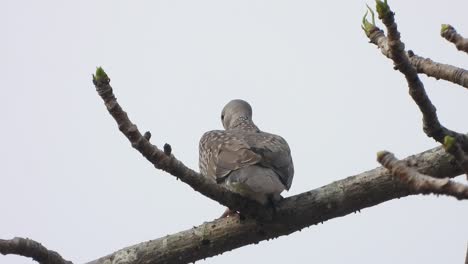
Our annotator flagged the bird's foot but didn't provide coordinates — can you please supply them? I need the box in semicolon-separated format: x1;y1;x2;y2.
267;195;282;216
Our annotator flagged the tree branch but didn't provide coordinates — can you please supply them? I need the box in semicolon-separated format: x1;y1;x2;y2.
86;144;463;264
377;151;468;199
91;69;273;220
366;26;468;90
0;237;72;264
364;1;468;177
441;24;468;54
89;6;468;261
376;2;451;143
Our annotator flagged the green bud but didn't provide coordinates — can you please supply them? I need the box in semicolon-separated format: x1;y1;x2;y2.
375;0;389;17
93;66;108;82
440;24;450;34
376;150;387;160
443;135;455;151
361;6;376;35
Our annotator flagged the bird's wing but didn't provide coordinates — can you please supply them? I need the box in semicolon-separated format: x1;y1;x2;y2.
199;131;261;182
245;133;294;190
215;141;262;180
200;131;294;189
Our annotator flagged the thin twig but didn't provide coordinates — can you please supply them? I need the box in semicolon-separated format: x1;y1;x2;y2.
441;24;468;54
0;237;72;264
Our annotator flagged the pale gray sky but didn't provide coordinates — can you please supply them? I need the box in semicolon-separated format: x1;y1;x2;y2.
1;1;467;263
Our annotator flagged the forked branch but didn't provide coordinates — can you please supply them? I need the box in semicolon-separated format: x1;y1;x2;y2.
363;1;468;177
89;66;466;263
92;68;273;220
378;151;468;199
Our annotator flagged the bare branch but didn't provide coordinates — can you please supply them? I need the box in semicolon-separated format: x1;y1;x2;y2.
366;26;468;90
376;2;452;143
441;24;468;54
0;237;72;264
444;136;468;179
367;2;468;177
86;144;463;264
91;69;273;220
377;151;468;199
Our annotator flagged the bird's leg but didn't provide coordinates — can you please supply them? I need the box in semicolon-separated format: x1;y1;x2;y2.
267;194;283;217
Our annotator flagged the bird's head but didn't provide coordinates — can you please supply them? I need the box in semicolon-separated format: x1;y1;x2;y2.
221;99;255;130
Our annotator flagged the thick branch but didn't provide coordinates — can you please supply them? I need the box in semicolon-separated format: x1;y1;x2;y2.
441;24;468;54
92;72;273;220
367;27;468;90
87;145;462;264
0;237;72;264
378;151;468;199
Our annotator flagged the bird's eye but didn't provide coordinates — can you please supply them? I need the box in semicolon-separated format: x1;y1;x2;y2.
221;114;225;121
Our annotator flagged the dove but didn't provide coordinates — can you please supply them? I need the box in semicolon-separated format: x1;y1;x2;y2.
199;99;294;217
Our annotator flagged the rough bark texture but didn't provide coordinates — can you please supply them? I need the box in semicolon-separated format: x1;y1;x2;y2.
0;237;72;264
378;6;452;143
378;151;468;199
86;145;462;264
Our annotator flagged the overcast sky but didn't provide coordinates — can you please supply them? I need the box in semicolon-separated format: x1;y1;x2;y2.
2;1;468;263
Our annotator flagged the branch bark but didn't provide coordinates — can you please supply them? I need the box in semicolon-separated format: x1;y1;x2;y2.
89;64;467;263
366;2;468;177
441;24;468;54
86;144;462;264
92;70;273;220
366;26;468;90
377;4;454;143
378;151;468;199
0;237;72;264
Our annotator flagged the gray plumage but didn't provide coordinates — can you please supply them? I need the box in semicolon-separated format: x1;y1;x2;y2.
199;99;294;204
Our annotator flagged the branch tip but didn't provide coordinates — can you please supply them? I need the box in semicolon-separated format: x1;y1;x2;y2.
362;7;377;36
440;24;468;54
440;24;451;34
375;0;389;18
93;67;109;83
376;150;389;161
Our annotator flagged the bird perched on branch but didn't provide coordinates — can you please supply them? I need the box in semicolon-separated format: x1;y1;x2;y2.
199;99;294;217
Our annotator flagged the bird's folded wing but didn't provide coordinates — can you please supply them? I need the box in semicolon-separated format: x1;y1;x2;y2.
246;133;294;189
215;143;262;180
